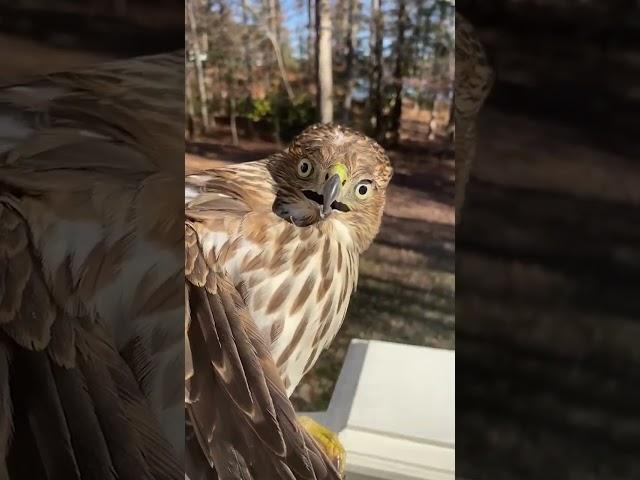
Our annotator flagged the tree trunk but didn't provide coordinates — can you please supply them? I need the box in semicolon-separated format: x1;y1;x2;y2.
244;0;294;101
268;32;295;101
241;0;255;137
308;0;315;80
241;0;253;94
267;0;282;93
230;94;239;146
275;0;282;52
316;0;334;123
389;0;407;146
186;71;196;139
339;0;350;56
342;0;359;124
268;0;278;47
369;0;383;141
186;0;213;132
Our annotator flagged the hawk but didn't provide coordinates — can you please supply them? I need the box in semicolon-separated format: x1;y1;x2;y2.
0;52;184;478
455;13;494;222
185;123;393;478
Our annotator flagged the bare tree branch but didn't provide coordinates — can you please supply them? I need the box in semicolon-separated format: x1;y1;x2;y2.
243;0;295;101
316;0;333;122
186;0;213;131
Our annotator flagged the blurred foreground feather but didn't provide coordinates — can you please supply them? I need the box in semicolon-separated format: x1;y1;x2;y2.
0;51;184;479
454;13;494;222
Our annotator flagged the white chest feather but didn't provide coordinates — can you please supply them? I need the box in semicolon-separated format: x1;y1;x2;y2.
201;217;358;395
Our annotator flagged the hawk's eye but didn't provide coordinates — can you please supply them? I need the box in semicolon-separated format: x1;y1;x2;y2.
297;159;313;178
355;180;373;199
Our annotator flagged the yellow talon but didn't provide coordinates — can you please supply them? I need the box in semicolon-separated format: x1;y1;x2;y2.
298;416;346;477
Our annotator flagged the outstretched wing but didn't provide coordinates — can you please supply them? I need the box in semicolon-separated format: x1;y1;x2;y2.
185;223;340;480
0;53;184;479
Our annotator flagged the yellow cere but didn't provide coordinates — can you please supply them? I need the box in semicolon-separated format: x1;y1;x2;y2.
328;163;349;185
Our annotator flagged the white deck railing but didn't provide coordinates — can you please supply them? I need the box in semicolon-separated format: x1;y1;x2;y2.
304;339;455;480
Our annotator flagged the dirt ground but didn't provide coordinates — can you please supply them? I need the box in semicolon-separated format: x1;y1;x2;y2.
186;130;455;410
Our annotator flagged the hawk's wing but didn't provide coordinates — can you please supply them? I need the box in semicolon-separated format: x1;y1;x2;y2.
0;202;183;480
185;223;340;480
0;53;183;479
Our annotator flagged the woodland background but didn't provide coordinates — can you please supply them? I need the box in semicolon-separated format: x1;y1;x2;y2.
184;0;454;146
184;0;456;411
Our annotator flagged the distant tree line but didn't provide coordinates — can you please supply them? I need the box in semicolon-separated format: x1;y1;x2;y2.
185;0;454;146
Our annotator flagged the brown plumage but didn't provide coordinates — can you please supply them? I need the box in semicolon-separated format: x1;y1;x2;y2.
185;123;393;478
0;52;184;479
455;13;494;222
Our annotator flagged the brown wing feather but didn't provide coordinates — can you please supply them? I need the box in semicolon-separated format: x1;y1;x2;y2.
185;223;339;480
1;52;184;480
0;198;181;480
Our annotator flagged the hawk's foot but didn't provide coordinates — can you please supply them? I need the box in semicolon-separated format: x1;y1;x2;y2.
298;416;346;477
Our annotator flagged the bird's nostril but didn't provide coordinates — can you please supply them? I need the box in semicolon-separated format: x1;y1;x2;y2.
325;173;328;180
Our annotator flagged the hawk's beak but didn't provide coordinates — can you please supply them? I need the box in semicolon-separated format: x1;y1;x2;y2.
322;163;348;216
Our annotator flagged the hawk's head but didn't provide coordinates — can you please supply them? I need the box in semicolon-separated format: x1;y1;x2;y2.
269;123;393;252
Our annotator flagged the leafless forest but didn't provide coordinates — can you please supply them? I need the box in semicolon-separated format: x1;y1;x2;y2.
185;0;454;144
185;0;455;410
